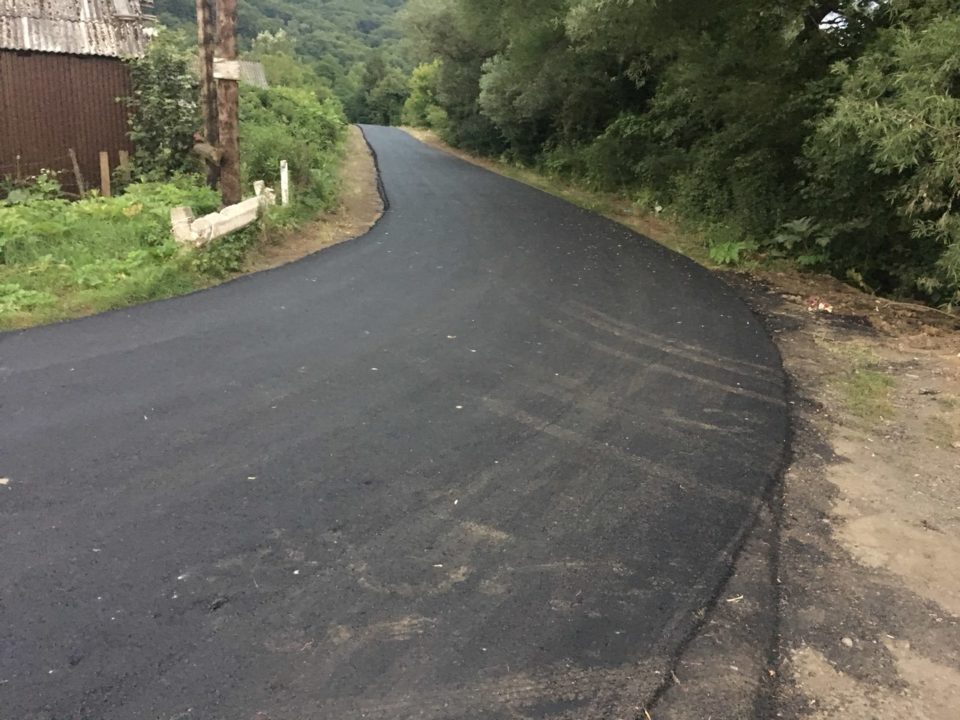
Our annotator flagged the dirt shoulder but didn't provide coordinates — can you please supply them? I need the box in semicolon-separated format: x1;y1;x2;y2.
402;127;960;718
746;274;960;719
243;125;382;273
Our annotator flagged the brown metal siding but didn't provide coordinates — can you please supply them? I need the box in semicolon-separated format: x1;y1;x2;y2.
0;50;134;193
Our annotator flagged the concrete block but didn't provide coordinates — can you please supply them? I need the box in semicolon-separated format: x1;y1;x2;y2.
171;207;197;245
170;183;276;247
216;197;261;236
190;214;217;247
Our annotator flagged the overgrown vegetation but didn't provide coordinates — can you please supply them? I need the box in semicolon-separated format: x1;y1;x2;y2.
241;85;346;210
400;0;960;310
0;29;347;328
0;177;219;326
121;30;201;180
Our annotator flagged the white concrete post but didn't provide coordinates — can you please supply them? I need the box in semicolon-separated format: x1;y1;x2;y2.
280;160;290;206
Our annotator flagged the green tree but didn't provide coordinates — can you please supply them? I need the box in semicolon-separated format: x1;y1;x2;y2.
122;29;200;180
400;0;960;307
400;0;505;152
350;53;409;124
401;60;448;132
805;11;960;305
249;30;333;98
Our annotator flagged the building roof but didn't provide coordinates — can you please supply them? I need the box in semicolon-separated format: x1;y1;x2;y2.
239;60;269;89
0;0;150;58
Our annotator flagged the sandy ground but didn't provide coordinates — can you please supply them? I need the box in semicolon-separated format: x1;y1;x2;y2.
243;125;383;273
401;127;960;718
744;273;960;719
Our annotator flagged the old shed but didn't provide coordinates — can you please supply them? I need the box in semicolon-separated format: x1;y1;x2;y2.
0;0;151;193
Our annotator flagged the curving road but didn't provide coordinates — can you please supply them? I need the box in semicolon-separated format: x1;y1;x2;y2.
0;127;788;719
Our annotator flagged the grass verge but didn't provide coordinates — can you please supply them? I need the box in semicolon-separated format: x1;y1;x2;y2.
822;342;896;422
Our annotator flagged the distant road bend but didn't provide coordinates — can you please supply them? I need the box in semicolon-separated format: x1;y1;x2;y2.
0;126;788;719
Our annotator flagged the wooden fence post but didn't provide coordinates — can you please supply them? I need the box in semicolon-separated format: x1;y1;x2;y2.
118;150;132;184
99;151;111;198
68;148;86;195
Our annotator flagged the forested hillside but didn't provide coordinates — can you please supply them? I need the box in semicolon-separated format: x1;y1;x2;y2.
402;0;960;309
155;0;407;121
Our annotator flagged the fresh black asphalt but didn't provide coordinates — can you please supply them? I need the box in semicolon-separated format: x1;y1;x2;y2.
0;126;789;719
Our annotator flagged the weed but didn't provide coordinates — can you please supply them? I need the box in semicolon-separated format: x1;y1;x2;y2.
842;368;895;420
0;284;55;314
935;396;958;412
827;343;896;421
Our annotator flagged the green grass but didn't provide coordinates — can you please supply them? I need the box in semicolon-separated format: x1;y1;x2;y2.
0;180;224;329
0;173;344;330
841;367;895;420
827;344;896;421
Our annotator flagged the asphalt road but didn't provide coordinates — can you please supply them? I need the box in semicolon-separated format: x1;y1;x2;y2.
0;126;788;719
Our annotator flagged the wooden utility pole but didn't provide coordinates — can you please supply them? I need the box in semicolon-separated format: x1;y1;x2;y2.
196;0;220;190
215;0;241;205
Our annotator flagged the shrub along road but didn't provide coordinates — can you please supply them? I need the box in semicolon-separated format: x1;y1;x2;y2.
0;127;788;719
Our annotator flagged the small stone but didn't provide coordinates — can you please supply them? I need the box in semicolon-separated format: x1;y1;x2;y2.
841;637;854;648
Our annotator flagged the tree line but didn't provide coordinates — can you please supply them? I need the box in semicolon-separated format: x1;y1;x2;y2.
400;0;960;308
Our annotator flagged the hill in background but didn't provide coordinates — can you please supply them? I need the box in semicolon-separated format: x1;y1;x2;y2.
155;0;408;118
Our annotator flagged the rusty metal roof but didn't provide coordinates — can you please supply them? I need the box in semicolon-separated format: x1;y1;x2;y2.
0;0;149;58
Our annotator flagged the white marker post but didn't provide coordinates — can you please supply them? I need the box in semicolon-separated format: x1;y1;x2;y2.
280;160;290;206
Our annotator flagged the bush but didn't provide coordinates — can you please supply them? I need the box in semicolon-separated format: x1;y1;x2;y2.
402;61;444;125
122;30;200;180
805;13;960;308
0;177;217;266
240;86;346;207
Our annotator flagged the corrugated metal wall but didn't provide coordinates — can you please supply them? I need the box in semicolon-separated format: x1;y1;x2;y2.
0;50;134;193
